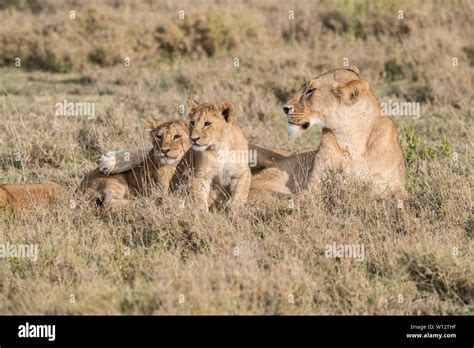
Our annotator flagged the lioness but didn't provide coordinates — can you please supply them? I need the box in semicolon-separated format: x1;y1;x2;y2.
253;66;406;197
78;119;191;209
188;98;251;212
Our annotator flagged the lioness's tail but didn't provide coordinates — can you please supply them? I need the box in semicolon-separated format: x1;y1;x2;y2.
0;183;67;212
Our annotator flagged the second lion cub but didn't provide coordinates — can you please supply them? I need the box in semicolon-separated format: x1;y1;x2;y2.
187;98;251;212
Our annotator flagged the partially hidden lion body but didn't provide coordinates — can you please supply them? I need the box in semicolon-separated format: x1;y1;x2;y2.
0;182;67;212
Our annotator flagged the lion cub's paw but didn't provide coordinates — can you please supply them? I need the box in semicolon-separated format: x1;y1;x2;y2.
99;151;117;175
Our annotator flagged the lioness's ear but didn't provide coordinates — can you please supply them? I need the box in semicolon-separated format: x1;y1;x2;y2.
220;100;235;122
333;79;369;106
186;97;200;115
145;118;160;129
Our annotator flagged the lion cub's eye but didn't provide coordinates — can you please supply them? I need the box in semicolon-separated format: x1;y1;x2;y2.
190;121;195;127
173;134;182;140
204;121;212;127
306;88;317;96
156;134;163;141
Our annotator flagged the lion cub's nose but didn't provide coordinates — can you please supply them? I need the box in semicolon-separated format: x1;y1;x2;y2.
191;136;200;142
283;105;294;115
162;148;170;155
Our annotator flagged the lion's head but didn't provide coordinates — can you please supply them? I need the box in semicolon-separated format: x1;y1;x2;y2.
282;66;373;136
186;98;236;151
146;119;190;164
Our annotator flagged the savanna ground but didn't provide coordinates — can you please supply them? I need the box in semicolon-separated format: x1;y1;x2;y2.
0;0;472;314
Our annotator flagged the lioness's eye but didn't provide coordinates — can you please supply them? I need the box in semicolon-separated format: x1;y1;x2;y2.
173;134;182;140
190;121;195;127
204;121;212;127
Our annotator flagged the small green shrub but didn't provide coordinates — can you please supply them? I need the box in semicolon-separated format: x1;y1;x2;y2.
382;59;418;83
462;46;474;67
403;125;452;192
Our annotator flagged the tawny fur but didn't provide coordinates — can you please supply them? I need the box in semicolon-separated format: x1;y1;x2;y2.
78;120;191;210
187;98;251;212
260;66;407;198
98;144;289;175
0;182;67;212
97;67;406;201
97;129;292;209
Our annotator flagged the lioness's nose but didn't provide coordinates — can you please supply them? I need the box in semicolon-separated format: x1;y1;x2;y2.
283;105;294;115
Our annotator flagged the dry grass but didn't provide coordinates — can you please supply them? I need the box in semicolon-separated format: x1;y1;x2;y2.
0;0;473;314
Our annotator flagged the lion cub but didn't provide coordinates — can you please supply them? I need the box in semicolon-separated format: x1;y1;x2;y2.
78;120;191;209
187;98;251;212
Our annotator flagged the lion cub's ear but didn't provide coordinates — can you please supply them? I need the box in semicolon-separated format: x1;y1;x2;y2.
348;65;360;75
186;97;200;115
145;118;161;129
220;100;235;123
333;79;369;106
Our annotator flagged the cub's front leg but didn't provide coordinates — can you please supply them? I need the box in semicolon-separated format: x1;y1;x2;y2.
99;147;150;175
192;176;212;213
226;170;251;211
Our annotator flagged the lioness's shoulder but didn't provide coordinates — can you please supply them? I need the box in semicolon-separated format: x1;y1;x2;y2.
368;115;401;146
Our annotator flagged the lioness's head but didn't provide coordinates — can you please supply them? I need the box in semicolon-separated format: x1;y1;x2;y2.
146;119;190;164
186;98;236;151
282;66;372;136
